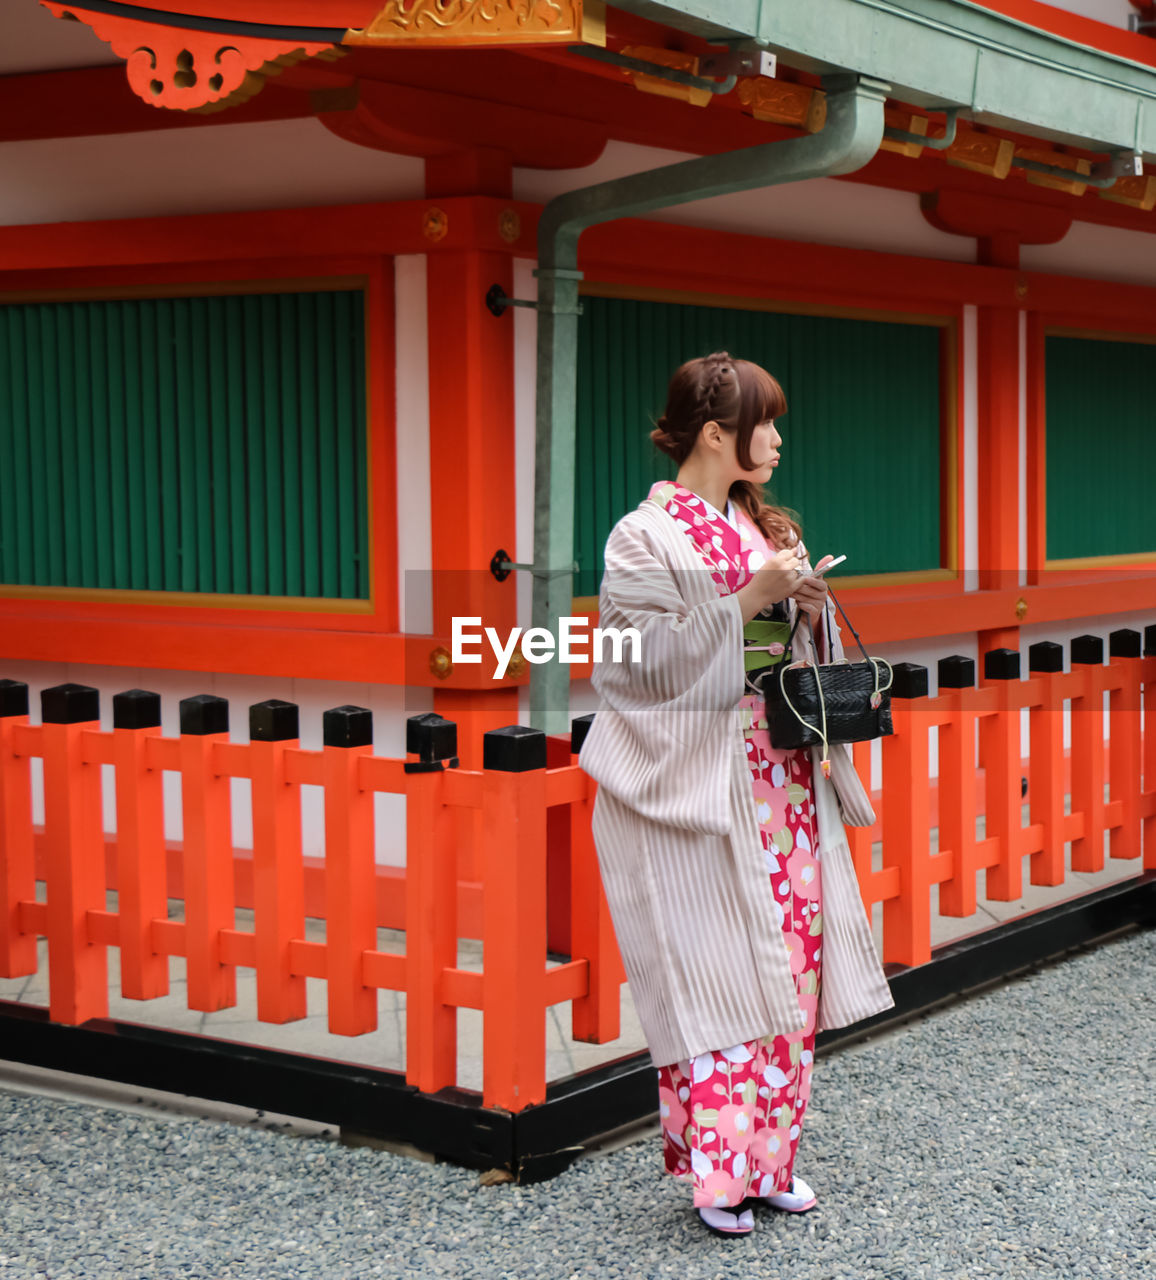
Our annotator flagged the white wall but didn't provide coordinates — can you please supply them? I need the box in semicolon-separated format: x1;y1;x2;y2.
0;118;425;227
1043;0;1136;28
1021;221;1156;287
515;141;975;260
395;255;433;636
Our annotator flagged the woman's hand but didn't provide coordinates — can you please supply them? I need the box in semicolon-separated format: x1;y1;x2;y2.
791;556;832;621
735;547;802;623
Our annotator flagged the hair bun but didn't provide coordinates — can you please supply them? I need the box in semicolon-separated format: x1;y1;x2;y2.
649;419;679;458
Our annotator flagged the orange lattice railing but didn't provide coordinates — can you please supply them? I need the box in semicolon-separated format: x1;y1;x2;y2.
0;682;621;1113
1;626;1153;1111
846;631;1156;966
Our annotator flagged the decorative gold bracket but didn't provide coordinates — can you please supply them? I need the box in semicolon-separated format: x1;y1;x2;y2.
345;0;605;47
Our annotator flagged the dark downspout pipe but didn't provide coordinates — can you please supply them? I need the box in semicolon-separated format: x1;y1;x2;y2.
529;73;890;732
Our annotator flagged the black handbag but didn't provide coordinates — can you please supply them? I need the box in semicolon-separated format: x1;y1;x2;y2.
760;586;893;773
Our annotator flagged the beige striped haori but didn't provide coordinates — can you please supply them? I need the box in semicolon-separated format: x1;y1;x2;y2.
579;497;894;1068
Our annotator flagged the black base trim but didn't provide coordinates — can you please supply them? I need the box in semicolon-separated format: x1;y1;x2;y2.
2;872;1152;1182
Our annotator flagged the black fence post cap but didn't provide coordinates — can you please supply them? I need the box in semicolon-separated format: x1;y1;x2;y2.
41;683;100;725
1145;623;1156;657
407;712;457;763
983;648;1021;681
1070;634;1103;666
1028;641;1064;674
0;680;30;719
324;705;373;749
113;689;162;730
1109;629;1141;659
571;713;595;754
890;663;929;700
250;700;299;742
937;656;975;689
180;694;229;736
484;724;547;772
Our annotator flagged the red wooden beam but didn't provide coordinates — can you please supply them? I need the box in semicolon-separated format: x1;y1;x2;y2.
0;196;537;271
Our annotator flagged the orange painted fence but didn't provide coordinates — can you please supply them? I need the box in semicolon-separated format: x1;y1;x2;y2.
0;627;1154;1112
0;682;621;1113
847;634;1156;965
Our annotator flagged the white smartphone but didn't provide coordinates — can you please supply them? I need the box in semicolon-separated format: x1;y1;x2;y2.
812;554;847;577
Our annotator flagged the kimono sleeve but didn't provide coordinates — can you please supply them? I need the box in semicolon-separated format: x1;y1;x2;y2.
592;515;745;713
578;513;744;836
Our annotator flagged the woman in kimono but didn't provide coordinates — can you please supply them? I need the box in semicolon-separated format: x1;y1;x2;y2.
579;352;893;1238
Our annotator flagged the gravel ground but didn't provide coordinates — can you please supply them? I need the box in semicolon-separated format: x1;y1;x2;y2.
2;925;1155;1280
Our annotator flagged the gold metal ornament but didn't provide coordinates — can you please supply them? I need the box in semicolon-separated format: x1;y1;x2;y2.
1015;598;1028;621
423;206;449;241
344;0;604;47
429;646;453;678
498;208;521;243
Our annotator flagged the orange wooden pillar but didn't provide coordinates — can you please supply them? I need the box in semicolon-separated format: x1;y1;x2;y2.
110;689;168;1000
249;699;307;1024
545;731;573;955
1069;635;1107;873
1144;627;1156;871
975;244;1022;656
936;656;981;916
178;694;236;1012
979;648;1024;901
405;712;459;1092
880;664;932;966
480;725;548;1111
1026;643;1066;887
0;681;36;979
321;705;378;1037
1107;630;1143;865
40;683;107;1025
424;166;521;768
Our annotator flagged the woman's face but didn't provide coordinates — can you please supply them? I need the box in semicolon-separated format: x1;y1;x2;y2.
739;418;782;483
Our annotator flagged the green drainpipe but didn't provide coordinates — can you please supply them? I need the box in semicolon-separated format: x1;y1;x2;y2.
527;72;890;734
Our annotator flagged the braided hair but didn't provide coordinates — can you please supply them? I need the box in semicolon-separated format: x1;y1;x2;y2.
650;351;803;549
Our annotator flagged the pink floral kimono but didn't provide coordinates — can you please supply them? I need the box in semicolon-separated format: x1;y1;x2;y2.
649;480;823;1209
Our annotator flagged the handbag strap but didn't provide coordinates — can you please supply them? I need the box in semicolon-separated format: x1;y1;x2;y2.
782;583;874;667
827;585;873;665
826;589;895;703
775;584;895;777
778;656;831;776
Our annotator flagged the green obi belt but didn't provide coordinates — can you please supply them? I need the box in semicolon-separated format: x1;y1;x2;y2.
743;616;791;675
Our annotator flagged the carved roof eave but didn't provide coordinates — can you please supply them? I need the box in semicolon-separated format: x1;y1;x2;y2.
41;2;345;113
40;1;607;114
